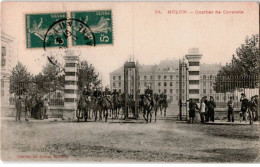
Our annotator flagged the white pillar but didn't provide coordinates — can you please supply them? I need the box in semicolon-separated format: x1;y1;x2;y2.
63;50;79;120
185;48;202;103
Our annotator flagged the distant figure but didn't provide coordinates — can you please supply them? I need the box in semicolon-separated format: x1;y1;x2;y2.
199;99;206;124
24;95;31;121
15;96;23;121
227;97;234;122
189;98;199;123
44;98;50;119
253;95;258;121
203;96;209;122
207;96;216;122
240;93;248;122
248;96;257;124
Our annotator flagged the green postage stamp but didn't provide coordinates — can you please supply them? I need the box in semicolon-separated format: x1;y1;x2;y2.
26;13;67;49
25;10;113;49
71;10;113;46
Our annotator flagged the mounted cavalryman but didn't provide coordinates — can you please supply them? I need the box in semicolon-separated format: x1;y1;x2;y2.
144;84;154;107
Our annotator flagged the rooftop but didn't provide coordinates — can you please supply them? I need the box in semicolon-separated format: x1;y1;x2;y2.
110;60;222;75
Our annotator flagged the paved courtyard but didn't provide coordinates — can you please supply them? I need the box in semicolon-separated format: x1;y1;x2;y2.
1;104;259;162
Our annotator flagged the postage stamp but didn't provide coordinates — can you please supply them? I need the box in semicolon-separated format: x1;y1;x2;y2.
26;12;67;48
43;18;96;50
70;10;113;46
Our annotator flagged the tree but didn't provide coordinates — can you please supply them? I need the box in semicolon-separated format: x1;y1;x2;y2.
34;56;65;95
78;60;101;92
10;62;33;96
214;34;259;93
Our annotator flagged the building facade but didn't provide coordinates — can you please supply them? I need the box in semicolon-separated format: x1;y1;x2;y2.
110;52;222;104
1;31;16;113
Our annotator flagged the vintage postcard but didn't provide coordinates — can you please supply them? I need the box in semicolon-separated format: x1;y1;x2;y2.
0;1;259;162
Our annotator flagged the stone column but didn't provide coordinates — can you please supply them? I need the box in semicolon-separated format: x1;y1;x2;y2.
185;48;202;103
63;50;79;120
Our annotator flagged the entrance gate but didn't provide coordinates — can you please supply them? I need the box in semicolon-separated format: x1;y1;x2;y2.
124;61;139;119
178;59;189;121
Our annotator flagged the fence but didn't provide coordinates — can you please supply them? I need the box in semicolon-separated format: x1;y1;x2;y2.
200;75;259;108
9;79;64;107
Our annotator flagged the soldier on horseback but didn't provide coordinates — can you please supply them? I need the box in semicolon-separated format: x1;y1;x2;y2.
93;86;102;98
144;84;154;107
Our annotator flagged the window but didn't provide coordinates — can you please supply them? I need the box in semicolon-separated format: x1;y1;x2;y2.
150;76;153;80
164;89;167;93
158;89;161;93
176;75;179;79
119;76;121;81
113;82;115;87
158;82;161;86
170;82;173;86
189;71;200;75
189;80;199;84
170;75;173;80
164;82;167;86
170;89;173;93
119;82;121;87
189;89;199;94
113;76;115;80
144;76;147;80
138;82;140;87
210;89;213;93
164;75;167;80
203;89;206;93
203;75;206;79
1;47;6;67
119;89;121;93
144;82;147;87
158;75;161;80
176;89;178;93
138;76;140;80
210;82;213;86
189;62;200;66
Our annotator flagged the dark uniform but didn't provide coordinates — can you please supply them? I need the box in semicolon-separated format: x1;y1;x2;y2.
248;98;257;122
227;99;234;122
208;100;216;122
145;88;154;106
93;89;102;98
240;97;248;121
189;99;198;122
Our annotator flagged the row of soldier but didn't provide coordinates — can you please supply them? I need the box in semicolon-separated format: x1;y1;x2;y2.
77;85;168;122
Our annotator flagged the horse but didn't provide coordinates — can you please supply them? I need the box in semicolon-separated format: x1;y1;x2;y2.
153;93;160;122
159;94;168;117
76;95;88;122
140;94;153;123
112;94;120;119
90;96;102;121
100;96;111;122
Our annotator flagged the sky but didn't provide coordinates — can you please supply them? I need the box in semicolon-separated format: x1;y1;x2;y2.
1;2;259;86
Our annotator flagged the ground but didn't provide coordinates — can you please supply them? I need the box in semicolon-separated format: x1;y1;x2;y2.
1;104;259;162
